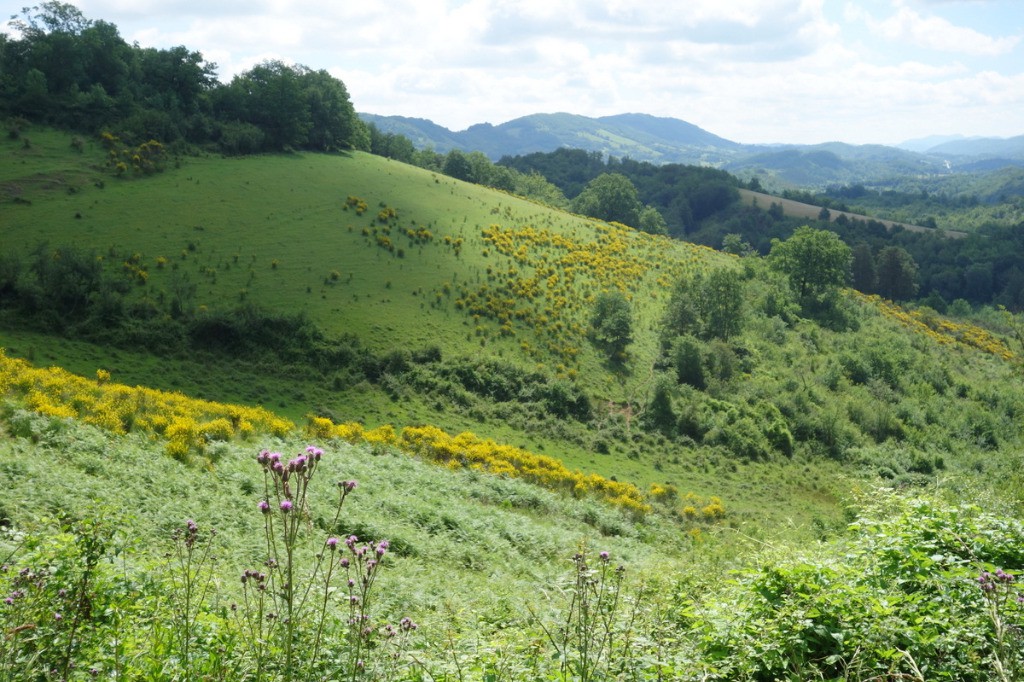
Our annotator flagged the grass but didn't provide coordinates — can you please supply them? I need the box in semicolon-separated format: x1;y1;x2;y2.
0;332;847;536
0;410;709;673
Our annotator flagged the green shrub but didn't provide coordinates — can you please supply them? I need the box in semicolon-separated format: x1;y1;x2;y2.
692;491;1024;681
670;335;705;389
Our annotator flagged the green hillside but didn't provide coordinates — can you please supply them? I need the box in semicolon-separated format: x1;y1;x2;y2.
4;126;1024;517
3;7;1024;677
1;127;721;389
4;125;1024;680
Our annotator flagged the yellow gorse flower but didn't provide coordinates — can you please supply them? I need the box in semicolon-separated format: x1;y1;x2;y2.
307;418;652;517
0;349;294;459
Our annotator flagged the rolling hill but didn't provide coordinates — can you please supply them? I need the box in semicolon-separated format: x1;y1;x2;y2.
4;125;1024;680
0;128;725;398
3;125;1023;513
360;111;745;164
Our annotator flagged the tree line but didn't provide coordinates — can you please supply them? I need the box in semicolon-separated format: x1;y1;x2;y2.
696;195;1024;312
1;2;367;153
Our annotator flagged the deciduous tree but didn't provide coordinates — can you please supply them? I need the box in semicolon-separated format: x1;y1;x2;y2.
590;291;633;360
875;246;918;301
851;242;876;293
768;226;851;302
572;173;642;226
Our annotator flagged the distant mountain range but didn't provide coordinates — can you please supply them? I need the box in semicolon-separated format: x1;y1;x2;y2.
359;112;1024;189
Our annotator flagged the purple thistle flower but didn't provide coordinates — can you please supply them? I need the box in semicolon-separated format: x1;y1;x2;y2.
306;445;323;459
280;499;293;513
340;557;350;568
326;537;339;550
599;551;610;562
54;612;62;621
345;534;358;548
258;500;271;514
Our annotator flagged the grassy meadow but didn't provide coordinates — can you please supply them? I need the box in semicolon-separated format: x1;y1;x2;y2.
3;124;1024;679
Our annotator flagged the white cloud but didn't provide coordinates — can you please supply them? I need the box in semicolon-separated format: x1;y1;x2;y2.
872;3;1020;55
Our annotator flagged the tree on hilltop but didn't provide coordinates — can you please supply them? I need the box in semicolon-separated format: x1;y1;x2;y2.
215;60;367;152
442;149;474;182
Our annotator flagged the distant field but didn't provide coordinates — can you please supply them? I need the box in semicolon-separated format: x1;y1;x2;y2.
737;188;969;238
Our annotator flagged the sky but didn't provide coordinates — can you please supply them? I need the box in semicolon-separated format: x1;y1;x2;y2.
10;0;1024;145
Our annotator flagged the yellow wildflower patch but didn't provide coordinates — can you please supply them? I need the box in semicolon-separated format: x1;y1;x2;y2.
305;419;652;516
858;293;1015;360
0;349;294;458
